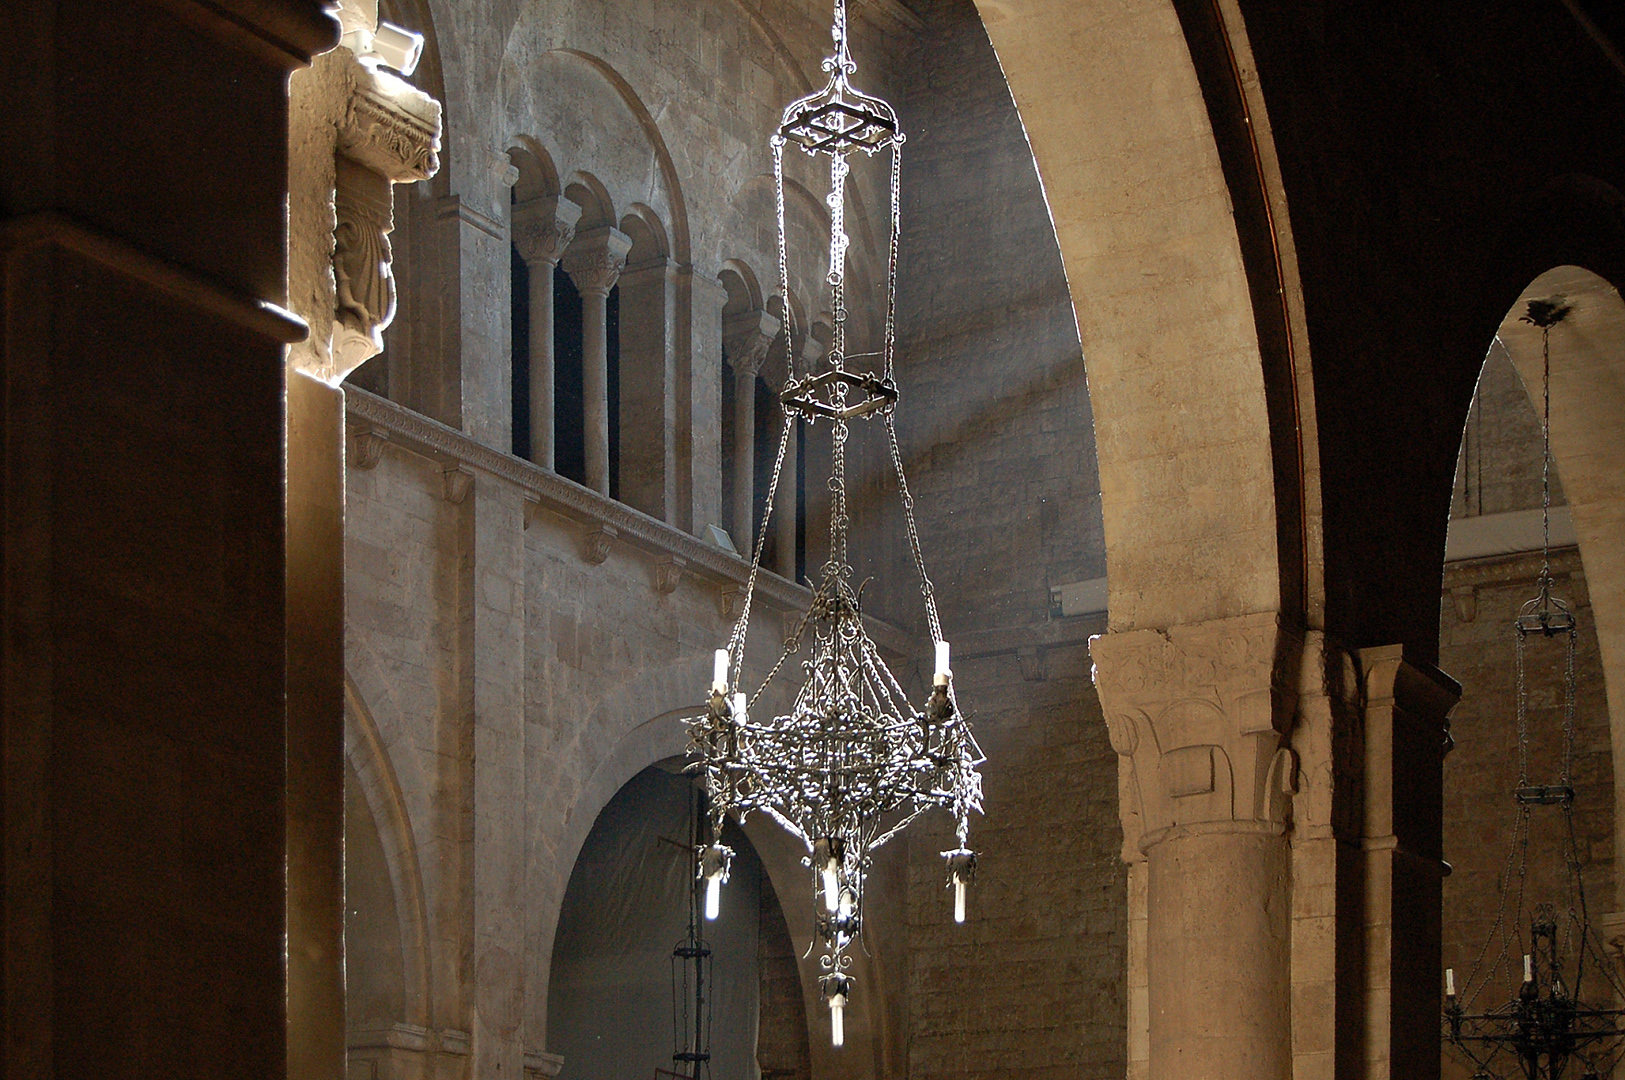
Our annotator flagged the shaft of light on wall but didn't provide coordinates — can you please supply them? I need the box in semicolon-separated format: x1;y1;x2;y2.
953;877;966;924
934;640;951;686
830;998;845;1047
712;648;729;694
705;873;721;921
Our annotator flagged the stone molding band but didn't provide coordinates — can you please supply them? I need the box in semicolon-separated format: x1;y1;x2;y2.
344;387;913;658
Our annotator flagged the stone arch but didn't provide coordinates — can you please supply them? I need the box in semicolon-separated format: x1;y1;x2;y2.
720;261;766;316
619;204;669;265
1489;264;1625;899
508;138;560;202
537;707;883;1078
561;171;614;233
343;673;433;1031
500;42;689;265
974;0;1309;633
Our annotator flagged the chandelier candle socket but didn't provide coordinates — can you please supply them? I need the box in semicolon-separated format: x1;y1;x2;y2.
686;0;985;1048
697;843;732;922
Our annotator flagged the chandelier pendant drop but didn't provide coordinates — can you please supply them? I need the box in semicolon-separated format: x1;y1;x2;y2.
1443;298;1625;1080
688;0;984;1047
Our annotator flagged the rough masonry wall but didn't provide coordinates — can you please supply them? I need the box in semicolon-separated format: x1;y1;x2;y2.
881;1;1125;1075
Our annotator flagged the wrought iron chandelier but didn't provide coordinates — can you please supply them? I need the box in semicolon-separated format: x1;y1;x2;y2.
1442;298;1625;1080
687;0;984;1048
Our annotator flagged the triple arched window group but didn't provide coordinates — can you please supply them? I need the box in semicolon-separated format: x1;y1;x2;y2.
507;177;811;583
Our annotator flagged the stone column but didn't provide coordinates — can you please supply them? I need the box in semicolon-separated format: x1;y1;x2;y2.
771;332;824;579
686;274;728;538
1355;645;1458;1080
562;227;631;497
286;12;442;1079
511;196;581;470
1090;612;1302;1080
723;309;780;555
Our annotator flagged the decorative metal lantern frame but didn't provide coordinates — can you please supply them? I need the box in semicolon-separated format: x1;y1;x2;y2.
687;0;984;1046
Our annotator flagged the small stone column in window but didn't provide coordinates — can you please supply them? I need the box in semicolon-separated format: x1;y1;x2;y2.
512;196;582;469
563;227;632;496
723;308;780;556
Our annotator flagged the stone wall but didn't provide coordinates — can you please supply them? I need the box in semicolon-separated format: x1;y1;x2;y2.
337;0;1126;1076
887;2;1125;1076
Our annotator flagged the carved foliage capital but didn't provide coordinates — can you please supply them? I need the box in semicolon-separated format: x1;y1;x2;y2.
512;197;582;268
562;227;632;297
1089;612;1302;857
724;309;783;376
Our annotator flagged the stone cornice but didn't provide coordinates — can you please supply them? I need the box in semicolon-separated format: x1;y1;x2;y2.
344;388;912;658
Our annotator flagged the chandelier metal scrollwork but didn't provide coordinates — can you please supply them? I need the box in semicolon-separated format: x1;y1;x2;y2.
1443;298;1625;1080
687;0;984;1049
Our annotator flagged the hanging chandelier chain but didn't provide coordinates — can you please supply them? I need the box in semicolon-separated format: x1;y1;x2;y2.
725;403;795;687
1542;324;1552;583
1445;297;1625;1080
886;415;945;645
692;3;983;1037
882;142;901;381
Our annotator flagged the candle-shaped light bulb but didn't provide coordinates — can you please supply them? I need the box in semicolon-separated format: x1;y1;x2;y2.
954;876;967;924
1445;968;1455;997
838;888;854;919
830;996;846;1047
705;873;721;920
823;864;840;912
731;691;748;722
712;648;729;694
1524;954;1534;984
934;640;952;686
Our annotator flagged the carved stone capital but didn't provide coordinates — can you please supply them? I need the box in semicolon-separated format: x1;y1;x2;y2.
654;555;687;596
332;156;396;373
512;197;582;269
724;309;782;376
348;425;390;469
1601;912;1625;974
583;524;618;565
719;585;745;620
321;49;442;381
441;465;474;505
338;57;442;183
1089;612;1303;859
561;227;632;297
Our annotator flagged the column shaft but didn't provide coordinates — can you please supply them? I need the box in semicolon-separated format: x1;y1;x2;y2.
774;413;797;579
529;260;557;469
1147;826;1292;1078
733;365;756;553
582;288;610;496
